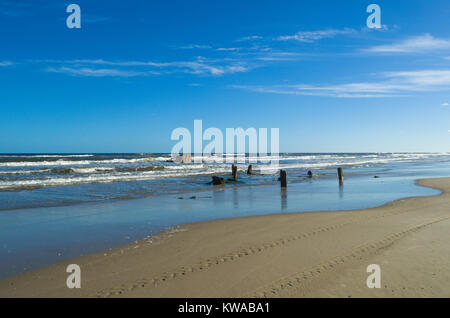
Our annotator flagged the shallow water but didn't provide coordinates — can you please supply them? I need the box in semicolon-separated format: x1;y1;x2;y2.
0;159;449;279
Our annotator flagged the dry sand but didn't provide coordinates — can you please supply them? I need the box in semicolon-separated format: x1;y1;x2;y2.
1;178;450;298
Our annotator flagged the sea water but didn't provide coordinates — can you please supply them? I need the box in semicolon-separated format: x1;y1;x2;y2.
0;153;449;278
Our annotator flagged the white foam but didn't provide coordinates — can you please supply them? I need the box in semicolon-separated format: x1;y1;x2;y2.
0;158;151;167
2;153;450;189
0;169;51;175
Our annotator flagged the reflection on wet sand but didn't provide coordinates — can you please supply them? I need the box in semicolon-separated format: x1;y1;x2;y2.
281;188;287;210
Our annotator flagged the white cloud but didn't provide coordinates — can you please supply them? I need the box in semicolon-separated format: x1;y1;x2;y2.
442;102;449;107
46;67;154;77
235;69;450;98
276;28;355;42
42;57;250;77
236;35;263;42
216;47;241;51
0;61;13;67
382;70;450;87
364;34;450;53
38;59;169;67
361;24;390;32
180;44;212;49
253;51;307;61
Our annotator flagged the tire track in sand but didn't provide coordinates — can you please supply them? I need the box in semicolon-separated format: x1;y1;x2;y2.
245;216;450;298
93;206;421;297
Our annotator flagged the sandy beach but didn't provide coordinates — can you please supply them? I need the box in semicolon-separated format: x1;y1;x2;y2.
1;177;450;298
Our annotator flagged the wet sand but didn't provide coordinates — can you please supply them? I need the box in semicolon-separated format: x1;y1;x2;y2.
1;177;450;298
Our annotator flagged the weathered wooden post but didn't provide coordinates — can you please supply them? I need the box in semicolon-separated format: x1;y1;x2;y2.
280;170;287;188
247;165;252;175
232;164;238;181
337;167;344;186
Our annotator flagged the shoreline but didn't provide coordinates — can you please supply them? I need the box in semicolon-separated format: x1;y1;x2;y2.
0;171;438;281
1;177;450;297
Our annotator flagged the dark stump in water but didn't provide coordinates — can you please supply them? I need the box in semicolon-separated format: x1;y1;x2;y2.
280;170;287;188
212;176;225;185
231;164;238;180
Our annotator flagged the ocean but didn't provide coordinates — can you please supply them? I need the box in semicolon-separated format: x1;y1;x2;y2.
1;152;450;278
1;152;450;210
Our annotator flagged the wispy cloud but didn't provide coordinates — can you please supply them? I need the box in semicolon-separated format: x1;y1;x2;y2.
46;67;155;77
0;61;14;67
383;70;450;87
51;67;143;77
20;29;450;80
234;70;450;98
442;102;449;107
276;28;356;42
361;24;390;33
364;34;450;53
236;35;263;42
180;44;212;49
253;51;308;61
41;57;250;77
216;47;241;52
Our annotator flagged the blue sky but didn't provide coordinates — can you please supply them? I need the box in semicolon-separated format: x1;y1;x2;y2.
0;0;449;153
